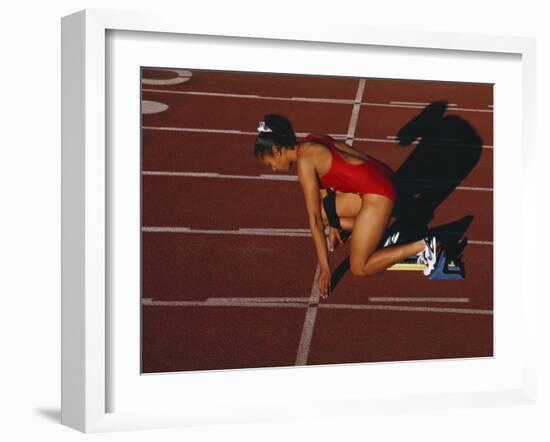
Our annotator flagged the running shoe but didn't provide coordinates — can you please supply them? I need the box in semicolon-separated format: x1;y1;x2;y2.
418;236;437;276
416;253;427;265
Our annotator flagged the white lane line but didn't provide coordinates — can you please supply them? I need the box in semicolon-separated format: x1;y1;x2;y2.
295;264;323;365
369;297;469;303
142;298;305;308
236;229;311;237
142;171;266;180
214;297;310;303
142;298;493;315
258;174;298;181
152;296;470;304
142;88;354;104
364;102;492;113
239;228;310;234
386;135;477;143
346;79;366;145
292;97;355;104
384;135;493;149
144;89;262;99
319;304;492;315
390;101;458;107
356;136;493;149
141;126;494;149
143;126;254;135
141;226;493;246
456;186;493;192
143;171;224;178
142;126;348;139
214;296;471;304
143;171;298;182
142;227;311;237
142;171;493;192
144;227;192;233
141;88;493;113
239;227;310;233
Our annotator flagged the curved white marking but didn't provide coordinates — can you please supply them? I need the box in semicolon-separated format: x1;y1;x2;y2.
142;69;192;86
141;100;169;114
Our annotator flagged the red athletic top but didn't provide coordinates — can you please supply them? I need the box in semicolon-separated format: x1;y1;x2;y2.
296;134;396;202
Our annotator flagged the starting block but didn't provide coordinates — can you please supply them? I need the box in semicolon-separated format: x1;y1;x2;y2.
387;256;424;271
388;250;464;280
345;230;465;279
427;250;464;280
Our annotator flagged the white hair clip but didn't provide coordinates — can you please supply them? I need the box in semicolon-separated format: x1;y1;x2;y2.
257;121;273;133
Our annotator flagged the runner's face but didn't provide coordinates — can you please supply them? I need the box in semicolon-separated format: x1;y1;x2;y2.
259;148;291;172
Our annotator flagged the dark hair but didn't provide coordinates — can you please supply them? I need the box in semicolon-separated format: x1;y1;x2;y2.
254;114;297;158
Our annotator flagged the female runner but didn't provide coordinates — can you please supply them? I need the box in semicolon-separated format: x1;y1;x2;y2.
254;114;437;299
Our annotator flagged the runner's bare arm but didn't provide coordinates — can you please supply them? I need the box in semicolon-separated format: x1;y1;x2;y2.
297;154;330;272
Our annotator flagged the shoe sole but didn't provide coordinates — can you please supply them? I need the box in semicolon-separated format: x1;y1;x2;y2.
423;237;437;276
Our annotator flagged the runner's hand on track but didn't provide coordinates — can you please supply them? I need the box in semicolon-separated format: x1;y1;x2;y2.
318;267;331;299
328;227;343;253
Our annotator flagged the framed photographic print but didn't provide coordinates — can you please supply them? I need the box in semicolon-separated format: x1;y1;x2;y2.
61;9;537;433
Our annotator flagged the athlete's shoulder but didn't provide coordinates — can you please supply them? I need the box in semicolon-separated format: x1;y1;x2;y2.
297;139;318;152
298;134;333;155
297;140;329;164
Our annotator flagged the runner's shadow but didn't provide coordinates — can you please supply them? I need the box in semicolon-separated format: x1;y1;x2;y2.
331;255;350;292
331;101;483;292
389;101;483;240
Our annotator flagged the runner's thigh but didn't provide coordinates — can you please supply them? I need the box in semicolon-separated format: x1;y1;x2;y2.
349;194;394;274
336;192;363;218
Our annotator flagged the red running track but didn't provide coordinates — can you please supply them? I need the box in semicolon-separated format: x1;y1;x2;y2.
140;68;493;374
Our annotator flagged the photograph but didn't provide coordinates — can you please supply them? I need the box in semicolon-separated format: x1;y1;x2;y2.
140;67;493;374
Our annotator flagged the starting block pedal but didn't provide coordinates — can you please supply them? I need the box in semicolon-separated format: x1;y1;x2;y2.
387;250;464;280
428;250;464;280
387;255;424;271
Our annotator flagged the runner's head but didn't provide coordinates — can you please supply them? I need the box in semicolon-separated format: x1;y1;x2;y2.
254;114;297;172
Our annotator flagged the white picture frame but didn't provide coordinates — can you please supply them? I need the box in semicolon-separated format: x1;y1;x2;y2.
61;8;537;433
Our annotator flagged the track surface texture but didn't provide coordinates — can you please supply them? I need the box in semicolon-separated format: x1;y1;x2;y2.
141;68;493;374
